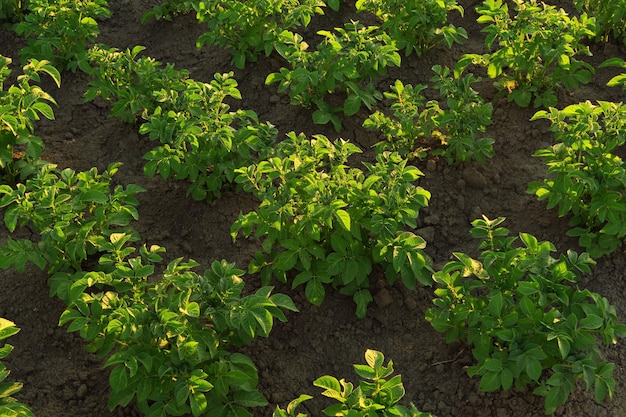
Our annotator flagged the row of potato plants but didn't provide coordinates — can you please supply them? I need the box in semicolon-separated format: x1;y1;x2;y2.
82;46;626;417
0;159;299;417
0;39;436;416
3;0;626;415
141;0;465;69
0;53;434;417
83;43;434;318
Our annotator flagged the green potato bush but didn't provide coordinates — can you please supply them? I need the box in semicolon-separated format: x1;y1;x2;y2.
0;162;143;274
0;56;60;182
528;101;626;257
232;132;432;317
274;349;436;417
426;216;626;414
455;0;596;108
14;0;111;71
267;22;401;131
364;65;493;164
355;0;466;56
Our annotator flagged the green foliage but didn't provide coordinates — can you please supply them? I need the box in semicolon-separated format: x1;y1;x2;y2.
232;132;432;317
0;0;26;21
274;349;436;417
528;101;626;257
140;0;198;21
14;0;111;72
363;80;433;161
139;73;278;201
143;0;329;69
0;55;60;182
267;22;401;131
364;66;493;164
426;216;626;414
0;318;35;417
355;0;466;56
85;45;190;123
574;0;626;44
599;57;626;89
85;45;278;201
0;163;143;273
455;0;595;108
57;249;297;417
428;65;494;164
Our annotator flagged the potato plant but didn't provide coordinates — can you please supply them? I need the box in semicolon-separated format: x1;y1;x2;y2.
355;0;466;56
85;45;191;123
13;0;111;71
0;162;143;274
143;0;333;69
364;66;493;164
232;132;432;318
455;0;596;108
0;318;35;417
426;216;626;414
0;155;297;417
267;23;401;131
274;349;436;417
528;101;626;257
574;0;626;43
85;45;278;201
57;245;297;417
0;55;60;183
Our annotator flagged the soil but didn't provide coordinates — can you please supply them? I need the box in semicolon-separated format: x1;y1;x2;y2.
1;1;626;417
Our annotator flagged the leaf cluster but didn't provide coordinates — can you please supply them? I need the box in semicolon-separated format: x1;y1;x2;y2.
274;349;436;417
355;0;466;56
0;162;143;273
85;45;278;201
56;247;297;417
426;216;626;414
142;0;334;69
232;132;432;317
364;65;493;165
0;318;35;417
267;22;401;131
574;0;626;44
0;56;60;182
528;101;626;257
455;0;596;108
0;0;26;21
13;0;111;72
0;159;297;417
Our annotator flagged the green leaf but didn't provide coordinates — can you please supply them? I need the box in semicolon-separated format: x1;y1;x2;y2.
79;189;108;204
233;390;268;407
479;370;501;392
305;279;325;306
109;366;128;391
488;292;504;318
275;250;298;271
190;392;208;416
334;209;351;232
313;376;342;399
353;290;372;319
183;302;200;318
580;314;604;330
525;357;543;381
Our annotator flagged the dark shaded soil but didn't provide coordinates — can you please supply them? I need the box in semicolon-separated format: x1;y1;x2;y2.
1;1;626;416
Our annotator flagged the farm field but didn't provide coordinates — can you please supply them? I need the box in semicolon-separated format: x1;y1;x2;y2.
1;0;626;416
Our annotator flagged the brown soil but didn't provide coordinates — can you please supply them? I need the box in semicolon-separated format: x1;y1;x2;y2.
1;1;626;417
